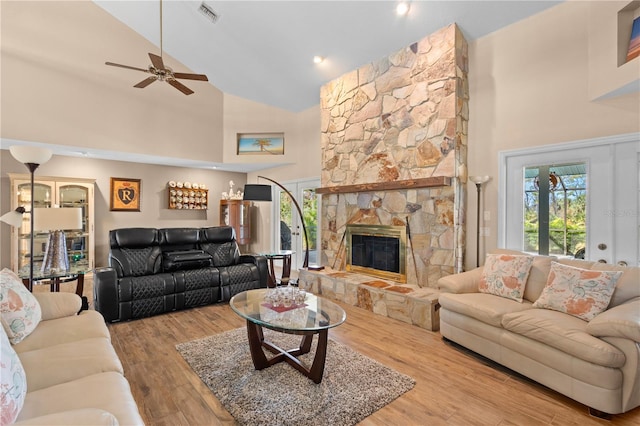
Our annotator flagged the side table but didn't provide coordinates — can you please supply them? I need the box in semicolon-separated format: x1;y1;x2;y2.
261;250;294;287
20;267;90;298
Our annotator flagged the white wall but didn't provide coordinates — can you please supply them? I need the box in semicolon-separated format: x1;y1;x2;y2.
245;104;322;253
0;151;246;269
467;0;640;270
1;1;224;163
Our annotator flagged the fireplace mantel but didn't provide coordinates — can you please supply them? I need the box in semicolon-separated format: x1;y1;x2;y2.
316;176;451;195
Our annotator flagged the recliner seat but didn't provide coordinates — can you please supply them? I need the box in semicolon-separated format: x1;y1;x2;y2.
94;226;267;322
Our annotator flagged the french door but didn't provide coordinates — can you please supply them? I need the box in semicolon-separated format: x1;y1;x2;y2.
273;178;320;269
500;134;639;266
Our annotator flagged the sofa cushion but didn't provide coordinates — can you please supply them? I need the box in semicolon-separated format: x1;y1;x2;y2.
533;262;621;321
438;292;533;328
0;268;42;344
1;325;27;425
200;226;240;267
589;263;640;308
18;337;124;392
13;408;119;426
13;310;109;353
16;371;144;425
479;254;534;302
502;308;626;368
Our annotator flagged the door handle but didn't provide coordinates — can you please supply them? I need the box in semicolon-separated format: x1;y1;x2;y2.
597;259;607;263
617;261;628;267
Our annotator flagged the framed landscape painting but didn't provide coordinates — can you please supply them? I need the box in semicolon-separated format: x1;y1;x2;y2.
627;16;640;62
110;177;141;211
237;133;284;155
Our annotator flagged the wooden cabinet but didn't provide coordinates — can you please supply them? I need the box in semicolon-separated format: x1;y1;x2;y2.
219;200;251;245
8;174;95;273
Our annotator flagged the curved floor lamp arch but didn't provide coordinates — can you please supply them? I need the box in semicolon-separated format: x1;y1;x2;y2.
243;176;309;268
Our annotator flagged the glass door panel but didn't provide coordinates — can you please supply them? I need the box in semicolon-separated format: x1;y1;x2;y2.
278;190;293;251
523;163;587;258
58;184;90;267
17;182;54;272
301;186;318;265
275;179;320;269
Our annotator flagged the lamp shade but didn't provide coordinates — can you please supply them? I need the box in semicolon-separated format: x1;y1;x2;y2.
9;146;52;165
243;184;273;202
34;208;83;231
0;207;26;228
469;175;491;185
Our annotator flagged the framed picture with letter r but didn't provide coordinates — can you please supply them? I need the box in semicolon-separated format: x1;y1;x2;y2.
110;177;141;211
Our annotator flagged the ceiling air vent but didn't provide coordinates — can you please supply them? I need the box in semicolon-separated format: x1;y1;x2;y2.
198;2;219;23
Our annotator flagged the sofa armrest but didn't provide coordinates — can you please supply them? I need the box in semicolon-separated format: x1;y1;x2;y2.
587;299;640;343
93;267;120;322
239;254;269;288
436;267;483;294
33;293;82;320
14;409;119;425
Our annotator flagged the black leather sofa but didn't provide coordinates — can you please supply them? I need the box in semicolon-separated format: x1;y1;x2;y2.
93;226;268;322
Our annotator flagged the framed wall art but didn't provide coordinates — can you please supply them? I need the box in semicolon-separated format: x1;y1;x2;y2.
627;16;640;62
110;177;141;211
237;133;284;155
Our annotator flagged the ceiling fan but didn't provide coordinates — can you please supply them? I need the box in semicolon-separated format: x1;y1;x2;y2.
105;0;208;95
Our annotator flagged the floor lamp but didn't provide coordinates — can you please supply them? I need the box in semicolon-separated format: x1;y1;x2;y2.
5;146;53;291
469;175;491;268
243;176;310;268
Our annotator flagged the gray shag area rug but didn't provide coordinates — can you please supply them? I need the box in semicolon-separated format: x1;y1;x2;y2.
176;327;415;426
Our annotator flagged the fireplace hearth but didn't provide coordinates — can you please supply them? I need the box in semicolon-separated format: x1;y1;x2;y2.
346;224;406;282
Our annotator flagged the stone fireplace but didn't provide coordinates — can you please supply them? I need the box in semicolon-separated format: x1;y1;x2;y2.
346;224;407;282
317;24;469;288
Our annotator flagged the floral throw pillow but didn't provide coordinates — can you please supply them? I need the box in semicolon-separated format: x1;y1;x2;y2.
0;268;42;344
479;254;534;302
533;262;622;321
0;325;27;425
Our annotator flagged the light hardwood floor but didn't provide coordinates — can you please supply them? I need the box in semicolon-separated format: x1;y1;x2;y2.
105;299;640;426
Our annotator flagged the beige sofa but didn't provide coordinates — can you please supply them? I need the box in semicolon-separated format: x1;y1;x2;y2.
437;251;640;418
10;292;144;425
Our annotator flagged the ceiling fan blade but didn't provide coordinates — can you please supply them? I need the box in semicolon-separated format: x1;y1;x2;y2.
134;76;157;88
173;72;209;81
168;79;194;95
148;53;165;70
105;62;149;73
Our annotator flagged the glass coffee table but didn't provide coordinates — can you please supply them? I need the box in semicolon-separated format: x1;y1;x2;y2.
229;288;346;383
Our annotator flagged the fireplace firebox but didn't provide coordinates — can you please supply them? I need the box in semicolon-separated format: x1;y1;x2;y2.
345;224;407;282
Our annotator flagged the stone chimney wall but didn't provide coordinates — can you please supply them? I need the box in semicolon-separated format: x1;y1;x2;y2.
319;24;469;287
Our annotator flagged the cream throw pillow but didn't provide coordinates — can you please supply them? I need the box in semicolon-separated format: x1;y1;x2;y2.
0;268;42;344
533;262;622;321
479;254;534;302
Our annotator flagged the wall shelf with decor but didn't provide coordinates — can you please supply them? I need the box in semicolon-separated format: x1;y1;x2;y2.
167;181;208;210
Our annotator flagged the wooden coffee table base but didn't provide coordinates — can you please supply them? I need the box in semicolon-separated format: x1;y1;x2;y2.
245;320;328;384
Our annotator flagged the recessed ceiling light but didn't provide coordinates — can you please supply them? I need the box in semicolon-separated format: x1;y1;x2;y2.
396;2;410;16
313;56;324;64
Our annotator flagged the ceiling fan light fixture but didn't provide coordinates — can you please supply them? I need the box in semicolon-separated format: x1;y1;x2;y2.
313;55;324;64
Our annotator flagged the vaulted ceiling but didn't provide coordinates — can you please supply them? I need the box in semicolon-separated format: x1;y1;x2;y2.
94;0;562;112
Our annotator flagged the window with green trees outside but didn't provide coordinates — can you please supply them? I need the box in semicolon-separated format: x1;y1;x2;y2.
524;163;587;258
